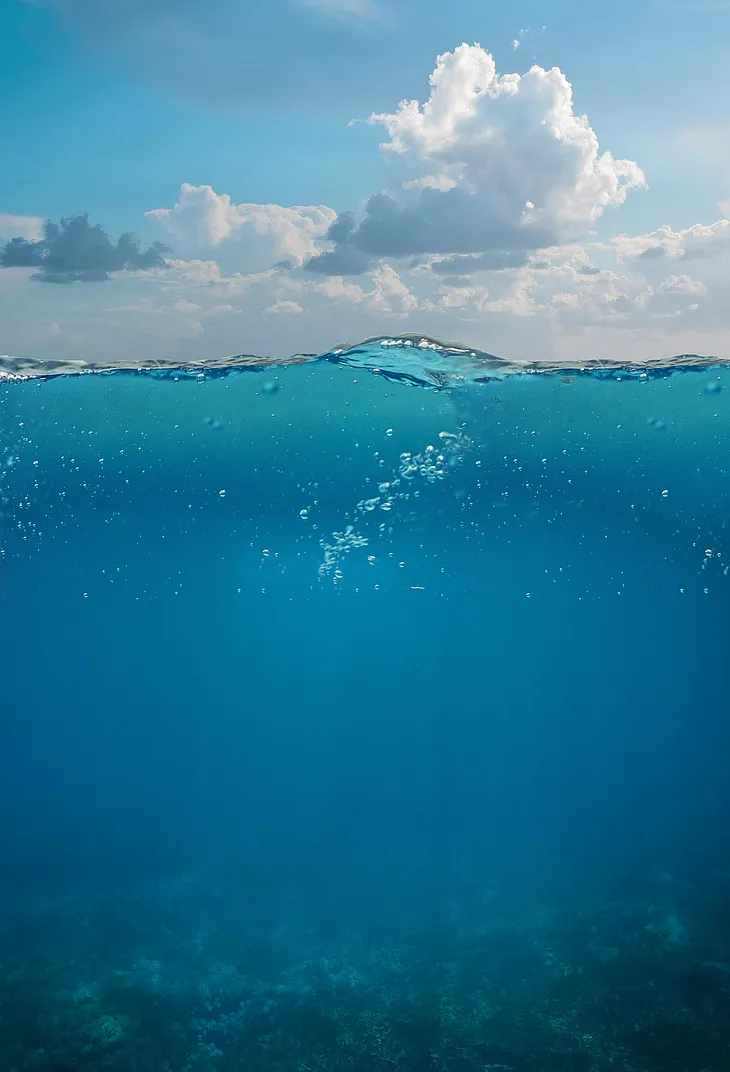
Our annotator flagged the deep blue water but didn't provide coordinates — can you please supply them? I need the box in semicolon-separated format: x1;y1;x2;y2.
1;346;729;1071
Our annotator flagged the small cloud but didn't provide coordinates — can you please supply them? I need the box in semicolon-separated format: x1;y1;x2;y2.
265;299;304;314
0;213;44;241
437;274;473;288
402;175;458;192
431;250;530;274
551;291;580;307
638;245;671;260
0;214;169;283
658;274;706;294
511;26;545;50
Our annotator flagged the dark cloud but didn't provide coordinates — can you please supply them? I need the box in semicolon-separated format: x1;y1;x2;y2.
305;189;556;276
431;250;530;274
638;245;671;260
0;214;169;283
304;245;374;275
578;264;601;275
353;190;555;257
304;212;374;274
325;210;358;244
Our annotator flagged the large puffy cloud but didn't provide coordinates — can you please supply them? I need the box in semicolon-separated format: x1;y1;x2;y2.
147;184;336;269
0;214;169;283
307;44;646;274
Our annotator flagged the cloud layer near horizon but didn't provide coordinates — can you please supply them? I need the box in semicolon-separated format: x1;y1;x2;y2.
2;43;729;362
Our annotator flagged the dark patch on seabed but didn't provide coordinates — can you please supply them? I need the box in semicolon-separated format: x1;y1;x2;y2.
1;336;729;1072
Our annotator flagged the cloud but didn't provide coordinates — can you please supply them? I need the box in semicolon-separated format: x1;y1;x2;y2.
511;26;544;50
613;219;730;261
303;263;419;317
3;221;729;366
265;300;304;314
307;44;645;274
0;214;44;241
147;184;336;267
304;245;375;275
0;214;169;283
401;175;458;192
431;250;530;274
658;274;707;294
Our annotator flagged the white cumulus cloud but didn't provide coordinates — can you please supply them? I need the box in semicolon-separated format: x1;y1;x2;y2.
613;219;730;262
147;184;336;266
658;274;707;294
309;43;645;274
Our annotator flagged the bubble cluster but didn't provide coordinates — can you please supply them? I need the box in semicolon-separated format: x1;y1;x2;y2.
317;428;469;582
318;526;369;581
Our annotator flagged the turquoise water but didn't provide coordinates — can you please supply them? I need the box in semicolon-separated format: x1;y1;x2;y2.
1;338;729;1071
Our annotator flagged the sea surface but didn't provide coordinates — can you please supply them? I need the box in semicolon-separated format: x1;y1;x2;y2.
1;336;729;1072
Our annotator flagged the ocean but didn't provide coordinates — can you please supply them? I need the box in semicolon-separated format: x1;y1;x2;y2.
1;336;729;1072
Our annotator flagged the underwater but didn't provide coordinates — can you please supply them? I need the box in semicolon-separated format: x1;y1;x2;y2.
1;335;729;1072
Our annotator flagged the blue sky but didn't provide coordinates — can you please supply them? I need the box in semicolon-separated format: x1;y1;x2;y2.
2;0;730;362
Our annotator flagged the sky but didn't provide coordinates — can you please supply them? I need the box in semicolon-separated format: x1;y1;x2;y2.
2;0;730;363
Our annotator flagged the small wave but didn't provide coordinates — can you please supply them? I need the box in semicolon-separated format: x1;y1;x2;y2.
321;336;725;388
0;351;313;382
0;334;724;387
